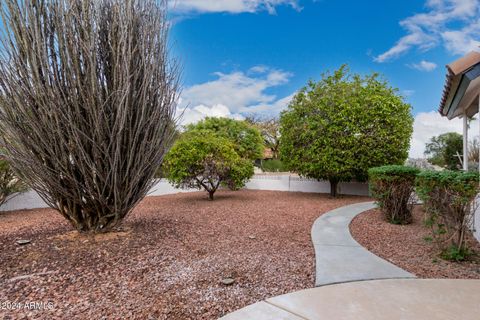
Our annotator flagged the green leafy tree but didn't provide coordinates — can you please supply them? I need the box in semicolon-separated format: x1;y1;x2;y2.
163;133;253;200
187;117;264;160
245;115;281;159
280;66;413;197
424;132;463;170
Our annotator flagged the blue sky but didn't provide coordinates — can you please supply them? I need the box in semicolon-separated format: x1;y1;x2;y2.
169;0;480;157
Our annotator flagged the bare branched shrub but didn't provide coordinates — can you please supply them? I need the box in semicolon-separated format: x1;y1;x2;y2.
368;165;419;224
0;0;179;232
416;171;479;261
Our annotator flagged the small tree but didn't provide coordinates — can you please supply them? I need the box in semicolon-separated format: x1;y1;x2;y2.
163;134;253;200
280;66;413;196
187;117;264;160
0;0;178;232
425;132;463;170
245;115;281;159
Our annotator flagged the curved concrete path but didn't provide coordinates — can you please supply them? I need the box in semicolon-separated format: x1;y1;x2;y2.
311;201;414;286
220;279;480;319
220;201;424;319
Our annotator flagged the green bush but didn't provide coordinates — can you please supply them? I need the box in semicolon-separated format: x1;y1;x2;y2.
260;159;287;172
368;165;420;224
186;117;264;161
416;170;479;260
163;133;253;200
0;158;26;206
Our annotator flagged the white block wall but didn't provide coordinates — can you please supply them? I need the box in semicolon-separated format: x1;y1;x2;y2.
0;176;369;212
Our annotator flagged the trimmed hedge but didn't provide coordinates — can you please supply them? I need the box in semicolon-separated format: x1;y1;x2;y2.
416;170;479;260
260;159;287;172
369;165;420;224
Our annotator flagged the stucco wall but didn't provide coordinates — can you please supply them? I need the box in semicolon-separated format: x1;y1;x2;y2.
474;200;480;242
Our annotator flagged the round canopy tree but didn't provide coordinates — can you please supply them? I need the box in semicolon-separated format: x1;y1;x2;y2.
163;133;253;200
280;66;413;197
187;117;264;160
0;0;179;232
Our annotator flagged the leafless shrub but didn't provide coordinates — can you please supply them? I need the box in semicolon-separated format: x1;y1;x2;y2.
0;0;179;232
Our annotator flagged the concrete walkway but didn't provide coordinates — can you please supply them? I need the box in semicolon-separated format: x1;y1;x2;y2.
311;201;414;286
220;279;480;319
220;201;426;320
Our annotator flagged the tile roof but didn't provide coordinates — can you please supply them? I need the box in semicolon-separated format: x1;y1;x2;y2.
439;51;480;115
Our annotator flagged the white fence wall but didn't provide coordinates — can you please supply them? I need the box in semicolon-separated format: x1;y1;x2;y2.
246;175;369;196
0;175;369;212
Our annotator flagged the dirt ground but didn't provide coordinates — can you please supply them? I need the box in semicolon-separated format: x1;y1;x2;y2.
0;190;366;319
350;206;480;279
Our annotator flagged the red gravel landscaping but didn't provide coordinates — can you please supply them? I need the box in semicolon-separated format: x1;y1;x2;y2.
350;206;480;279
0;190;367;319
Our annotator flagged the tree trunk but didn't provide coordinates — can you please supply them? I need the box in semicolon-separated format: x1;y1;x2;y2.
329;179;338;197
208;190;215;201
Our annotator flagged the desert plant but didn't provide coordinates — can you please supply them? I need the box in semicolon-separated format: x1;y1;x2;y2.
163;133;254;200
187;117;264;161
0;0;179;232
416;170;479;260
368;165;419;224
280;65;413;197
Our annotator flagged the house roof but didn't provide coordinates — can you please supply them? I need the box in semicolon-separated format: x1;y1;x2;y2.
439;51;480;119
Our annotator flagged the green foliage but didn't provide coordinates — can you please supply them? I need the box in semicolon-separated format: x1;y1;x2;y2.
245;115;281;159
424;132;463;170
416;170;479;260
260;159;288;172
368;165;419;224
423;236;433;243
187;117;264;160
280;65;413;197
163;133;254;200
0;158;26;206
440;245;472;262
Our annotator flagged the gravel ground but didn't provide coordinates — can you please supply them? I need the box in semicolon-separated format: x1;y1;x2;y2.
0;190;366;319
350;206;480;279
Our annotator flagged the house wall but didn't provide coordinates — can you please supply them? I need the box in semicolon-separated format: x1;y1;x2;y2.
475;202;480;242
0;175;369;212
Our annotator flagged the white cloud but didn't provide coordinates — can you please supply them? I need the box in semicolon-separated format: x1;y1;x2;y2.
408;60;438;71
409;111;479;158
375;0;480;62
178;104;244;125
177;66;294;125
181;67;291;113
169;0;301;14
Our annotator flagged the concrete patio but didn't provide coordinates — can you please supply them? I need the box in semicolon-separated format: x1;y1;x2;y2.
220;279;480;320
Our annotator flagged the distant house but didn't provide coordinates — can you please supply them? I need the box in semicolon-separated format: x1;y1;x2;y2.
263;147;274;160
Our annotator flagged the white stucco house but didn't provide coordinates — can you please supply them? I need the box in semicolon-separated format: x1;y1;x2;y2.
438;51;480;241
